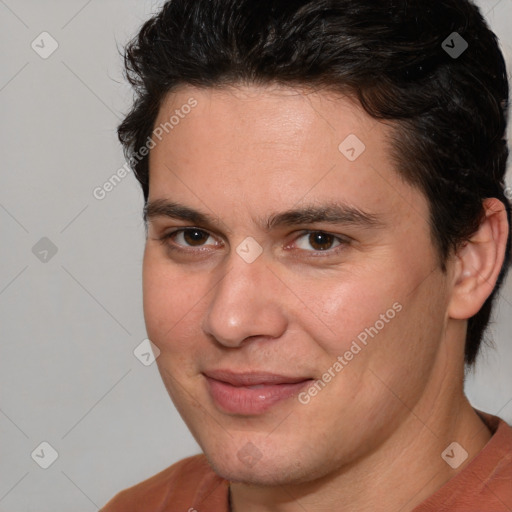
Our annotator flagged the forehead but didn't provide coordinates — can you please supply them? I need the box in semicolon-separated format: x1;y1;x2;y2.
150;85;383;181
152;84;375;151
147;84;427;234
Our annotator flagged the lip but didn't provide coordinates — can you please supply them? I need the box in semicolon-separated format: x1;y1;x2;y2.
204;370;313;415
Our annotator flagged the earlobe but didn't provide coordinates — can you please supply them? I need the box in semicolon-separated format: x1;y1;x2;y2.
448;198;509;320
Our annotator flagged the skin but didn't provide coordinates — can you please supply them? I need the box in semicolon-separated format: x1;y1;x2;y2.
143;84;508;511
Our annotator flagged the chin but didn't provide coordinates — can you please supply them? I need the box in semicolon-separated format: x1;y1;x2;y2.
207;456;300;486
201;442;329;486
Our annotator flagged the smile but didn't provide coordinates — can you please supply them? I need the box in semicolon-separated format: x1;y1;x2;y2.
203;370;314;415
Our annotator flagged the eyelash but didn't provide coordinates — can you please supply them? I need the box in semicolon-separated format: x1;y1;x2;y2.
156;228;349;257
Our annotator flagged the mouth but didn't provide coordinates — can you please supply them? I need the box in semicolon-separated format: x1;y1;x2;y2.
203;370;314;415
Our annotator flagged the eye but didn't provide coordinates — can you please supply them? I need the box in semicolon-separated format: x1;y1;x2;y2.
159;228;218;249
293;231;345;252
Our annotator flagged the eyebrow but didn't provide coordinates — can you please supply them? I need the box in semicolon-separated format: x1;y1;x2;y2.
144;199;384;232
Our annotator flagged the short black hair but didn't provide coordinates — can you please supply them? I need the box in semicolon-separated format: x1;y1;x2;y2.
118;0;511;365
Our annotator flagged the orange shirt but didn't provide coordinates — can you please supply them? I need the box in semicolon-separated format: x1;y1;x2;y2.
101;412;512;511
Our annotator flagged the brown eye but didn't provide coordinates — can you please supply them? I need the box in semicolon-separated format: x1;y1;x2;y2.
181;229;210;246
294;231;342;252
307;232;336;251
161;228;217;248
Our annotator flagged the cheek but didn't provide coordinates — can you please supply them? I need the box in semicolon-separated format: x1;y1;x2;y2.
142;253;205;350
289;269;404;358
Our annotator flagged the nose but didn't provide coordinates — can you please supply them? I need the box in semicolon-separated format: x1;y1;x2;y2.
201;251;288;348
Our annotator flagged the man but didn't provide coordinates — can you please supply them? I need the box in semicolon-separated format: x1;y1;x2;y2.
102;0;512;510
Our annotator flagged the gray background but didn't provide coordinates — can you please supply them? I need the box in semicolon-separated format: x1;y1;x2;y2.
0;0;511;510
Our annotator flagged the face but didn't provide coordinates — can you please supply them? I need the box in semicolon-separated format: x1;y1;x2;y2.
143;84;453;485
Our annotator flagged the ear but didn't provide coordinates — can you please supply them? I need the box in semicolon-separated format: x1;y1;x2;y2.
448;198;509;320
